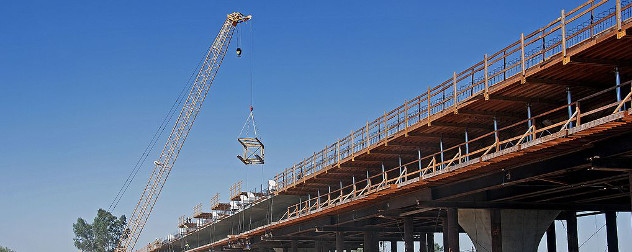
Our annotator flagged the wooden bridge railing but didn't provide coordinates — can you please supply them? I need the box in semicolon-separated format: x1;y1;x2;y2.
281;80;632;221
273;0;632;193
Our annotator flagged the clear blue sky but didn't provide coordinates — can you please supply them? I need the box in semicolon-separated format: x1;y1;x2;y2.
0;0;630;251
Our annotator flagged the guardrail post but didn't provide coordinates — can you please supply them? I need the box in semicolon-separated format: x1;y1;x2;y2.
576;102;582;126
365;121;370;152
383;111;388;143
484;54;489;100
382;162;386;182
452;72;458;115
521;33;526;83
617;0;626;38
562;9;569;65
352;176;357;198
427;87;432;126
336;138;340;165
351;130;355;161
404;100;409;134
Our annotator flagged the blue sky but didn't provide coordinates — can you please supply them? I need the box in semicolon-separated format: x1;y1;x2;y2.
0;0;630;251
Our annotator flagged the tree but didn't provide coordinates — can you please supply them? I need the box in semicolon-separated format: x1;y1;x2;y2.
73;209;126;252
0;246;15;252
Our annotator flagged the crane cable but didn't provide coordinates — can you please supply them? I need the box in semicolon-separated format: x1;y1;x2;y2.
108;40;214;212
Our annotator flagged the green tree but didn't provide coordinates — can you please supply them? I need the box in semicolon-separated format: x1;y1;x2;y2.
0;246;15;252
73;209;126;252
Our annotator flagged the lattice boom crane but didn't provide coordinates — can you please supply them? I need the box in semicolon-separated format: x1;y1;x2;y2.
116;12;251;252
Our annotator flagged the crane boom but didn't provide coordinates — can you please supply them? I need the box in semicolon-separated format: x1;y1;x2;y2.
116;12;251;252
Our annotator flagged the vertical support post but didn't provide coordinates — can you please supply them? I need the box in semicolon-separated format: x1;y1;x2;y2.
616;0;625;38
419;233;428;252
382;162;386;182
546;222;557;252
352;176;356;197
317;190;321;208
336;232;344;252
493;117;499;148
351;130;355;161
567;87;573;128
542;29;546;62
291;240;298;252
336;138;340;164
491;209;502;252
605;211;619;252
447;208;459;252
417;147;423;173
616;67;623;111
404;216;414;252
561;9;569;65
390;241;397;252
566;212;579;252
427;233;434;252
484;54;489;100
315;240;322;252
365;121;370;150
527;103;533;141
399;155;403;177
453;71;458;114
384;111;388;141
521;33;526;83
364;231;378;252
464;129;469;162
283;247;289;252
442;217;449;252
439;136;444;169
427;87;432;126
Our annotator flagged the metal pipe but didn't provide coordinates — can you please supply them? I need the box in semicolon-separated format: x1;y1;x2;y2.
439;136;444;169
418;147;422;171
464;129;469;161
493;117;499;144
616;67;622;111
567;87;573;128
527;103;533;141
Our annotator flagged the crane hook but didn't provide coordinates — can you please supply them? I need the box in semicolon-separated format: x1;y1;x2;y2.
236;47;242;57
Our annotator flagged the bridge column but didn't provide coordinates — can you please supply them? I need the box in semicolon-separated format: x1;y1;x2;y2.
426;233;434;252
404;216;414;252
336;232;344;252
566;212;579;252
291;240;298;252
418;232;428;252
546;222;556;252
605;211;619;252
363;231;378;252
390;240;397;252
458;209;559;252
447;208;459;252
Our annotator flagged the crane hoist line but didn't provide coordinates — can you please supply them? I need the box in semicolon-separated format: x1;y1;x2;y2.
116;12;252;252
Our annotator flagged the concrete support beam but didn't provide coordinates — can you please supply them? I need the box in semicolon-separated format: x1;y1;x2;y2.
363;231;378;252
605;211;619;252
336;232;344;252
426;233;434;252
490;209;502;252
404;217;414;252
546;222;556;252
447;208;459;252
459;209;559;252
566;212;579;252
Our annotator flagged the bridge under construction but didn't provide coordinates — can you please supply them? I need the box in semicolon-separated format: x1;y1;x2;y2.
137;1;632;251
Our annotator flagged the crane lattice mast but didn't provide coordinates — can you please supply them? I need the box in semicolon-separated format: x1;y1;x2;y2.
116;12;251;252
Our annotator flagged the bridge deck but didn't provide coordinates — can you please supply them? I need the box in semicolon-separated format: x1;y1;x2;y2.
141;0;632;251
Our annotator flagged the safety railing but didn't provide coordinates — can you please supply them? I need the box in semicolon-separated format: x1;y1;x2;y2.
273;0;631;193
280;80;632;221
